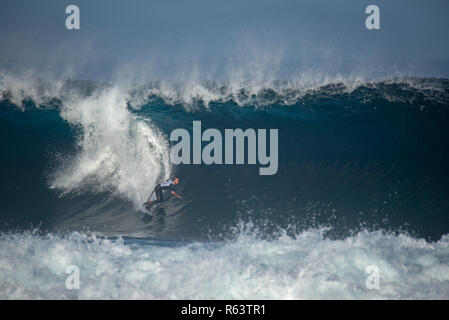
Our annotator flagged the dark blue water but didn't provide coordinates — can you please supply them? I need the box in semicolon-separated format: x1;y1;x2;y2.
1;78;449;241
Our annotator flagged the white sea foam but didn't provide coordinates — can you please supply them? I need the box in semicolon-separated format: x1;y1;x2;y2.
49;86;172;207
0;230;448;299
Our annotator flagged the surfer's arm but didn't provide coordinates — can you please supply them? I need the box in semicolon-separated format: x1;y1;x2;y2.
170;190;182;199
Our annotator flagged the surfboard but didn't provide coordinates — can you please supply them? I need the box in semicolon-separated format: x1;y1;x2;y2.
144;201;155;210
144;201;164;216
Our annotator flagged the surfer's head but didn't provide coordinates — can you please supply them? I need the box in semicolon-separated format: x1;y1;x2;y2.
173;177;180;185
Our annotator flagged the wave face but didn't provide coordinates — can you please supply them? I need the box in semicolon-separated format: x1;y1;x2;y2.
1;76;449;240
1;76;449;298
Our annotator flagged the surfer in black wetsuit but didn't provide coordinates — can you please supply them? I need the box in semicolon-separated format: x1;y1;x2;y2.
145;177;182;207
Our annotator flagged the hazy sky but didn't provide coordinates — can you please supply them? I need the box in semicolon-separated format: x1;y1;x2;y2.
1;0;448;80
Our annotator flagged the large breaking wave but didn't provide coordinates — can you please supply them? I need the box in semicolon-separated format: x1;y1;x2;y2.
1;74;449;298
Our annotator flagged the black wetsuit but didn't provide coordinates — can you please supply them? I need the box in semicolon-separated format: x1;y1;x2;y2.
149;179;177;205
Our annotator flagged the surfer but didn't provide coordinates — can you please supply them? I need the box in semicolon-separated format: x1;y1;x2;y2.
145;177;182;207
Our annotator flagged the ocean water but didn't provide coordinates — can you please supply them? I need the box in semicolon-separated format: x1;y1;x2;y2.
1;75;449;299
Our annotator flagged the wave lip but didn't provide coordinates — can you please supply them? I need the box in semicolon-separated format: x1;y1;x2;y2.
1;229;448;299
124;77;449;108
2;74;449;109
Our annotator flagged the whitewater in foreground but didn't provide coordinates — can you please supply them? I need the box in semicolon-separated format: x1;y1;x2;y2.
1;228;448;299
